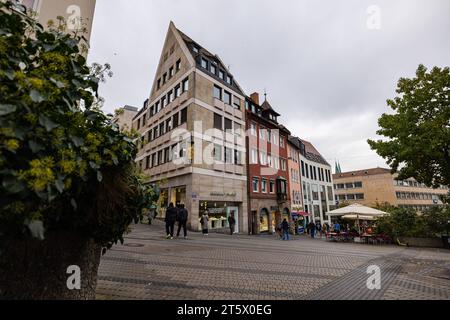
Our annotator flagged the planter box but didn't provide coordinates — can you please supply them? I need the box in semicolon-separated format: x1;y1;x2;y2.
398;237;444;248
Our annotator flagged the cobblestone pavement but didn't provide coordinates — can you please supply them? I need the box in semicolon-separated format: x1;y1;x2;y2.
96;221;450;300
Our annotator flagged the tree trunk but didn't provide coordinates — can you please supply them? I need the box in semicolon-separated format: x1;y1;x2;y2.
0;230;102;300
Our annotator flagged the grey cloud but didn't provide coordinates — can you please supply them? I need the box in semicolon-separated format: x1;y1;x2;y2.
87;0;450;171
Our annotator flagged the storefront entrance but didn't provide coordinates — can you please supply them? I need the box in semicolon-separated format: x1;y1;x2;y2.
260;208;269;233
199;201;240;232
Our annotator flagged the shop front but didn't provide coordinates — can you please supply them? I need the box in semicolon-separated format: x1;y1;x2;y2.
199;201;240;233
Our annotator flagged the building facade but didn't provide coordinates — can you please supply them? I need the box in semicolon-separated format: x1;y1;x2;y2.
134;22;247;233
297;138;335;225
113;105;138;132
333;168;448;211
245;93;291;235
287;137;303;213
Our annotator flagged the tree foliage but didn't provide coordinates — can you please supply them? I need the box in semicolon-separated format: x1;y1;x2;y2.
368;65;450;188
0;1;157;248
375;206;450;239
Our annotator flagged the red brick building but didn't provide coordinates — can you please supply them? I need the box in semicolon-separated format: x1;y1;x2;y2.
245;93;291;234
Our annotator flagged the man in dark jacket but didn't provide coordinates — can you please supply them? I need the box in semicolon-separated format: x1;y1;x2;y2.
228;212;236;236
308;221;316;239
165;203;178;239
281;219;290;241
176;204;189;239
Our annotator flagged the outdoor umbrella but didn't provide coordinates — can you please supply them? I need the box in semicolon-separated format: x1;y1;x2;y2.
327;204;387;234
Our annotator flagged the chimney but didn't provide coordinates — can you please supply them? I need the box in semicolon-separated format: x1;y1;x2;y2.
250;92;260;105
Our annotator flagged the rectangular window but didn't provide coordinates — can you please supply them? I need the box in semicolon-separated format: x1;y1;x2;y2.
150;105;155;117
354;181;363;188
137;118;141;130
164;147;170;163
281;159;287;171
151;153;156;168
155;101;160;114
169;67;174;78
173;113;179;128
270;180;275;193
233;96;241;109
234;122;242;137
280;136;285;148
226;75;232;85
167;90;173;104
251;149;258;164
210;63;217;75
160;96;166;109
157;79;161;90
214;113;222;130
180;108;187;124
174;85;181;98
272;133;278;146
313;167;317;180
159;122;165;136
259;127;266;141
182;78;189;92
224;91;232;105
234;150;242;165
253;178;259;193
165;118;172;132
176;59;181;71
145;156;150;169
153;126;158;139
163;73;167;84
225;147;233;164
214;85;222;100
157;150;163;166
213;144;222;162
345;183;354;189
261;179;267;193
224;118;232;132
142;114;146;127
201;58;208;69
274;157;280;170
219;70;224;80
301;161;305;177
305;163;309;179
347;194;356;200
260;151;267;166
250;122;257;136
356;194;365;200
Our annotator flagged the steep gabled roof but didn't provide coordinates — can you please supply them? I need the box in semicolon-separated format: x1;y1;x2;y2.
175;26;245;95
261;100;281;117
299;138;330;166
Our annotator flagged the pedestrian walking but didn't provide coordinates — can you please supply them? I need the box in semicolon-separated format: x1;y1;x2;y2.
176;204;189;239
322;223;327;237
334;222;341;234
316;222;322;237
308;221;316;239
228;212;236;235
200;211;209;235
165;203;178;239
281;219;290;241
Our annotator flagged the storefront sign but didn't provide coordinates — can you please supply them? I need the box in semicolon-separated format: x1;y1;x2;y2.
210;192;237;197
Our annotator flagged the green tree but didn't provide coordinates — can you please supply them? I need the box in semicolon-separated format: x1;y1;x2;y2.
368;65;450;188
0;1;157;299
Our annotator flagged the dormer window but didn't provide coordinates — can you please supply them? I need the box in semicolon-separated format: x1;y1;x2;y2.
219;70;224;80
201;58;208;69
226;75;232;85
193;46;199;53
211;63;217;75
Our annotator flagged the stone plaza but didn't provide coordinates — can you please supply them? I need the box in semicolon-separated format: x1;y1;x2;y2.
96;221;450;300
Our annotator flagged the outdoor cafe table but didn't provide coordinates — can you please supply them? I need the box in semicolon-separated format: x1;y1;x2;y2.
326;232;349;242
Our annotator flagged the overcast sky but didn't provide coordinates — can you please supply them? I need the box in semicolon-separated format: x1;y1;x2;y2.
87;0;450;173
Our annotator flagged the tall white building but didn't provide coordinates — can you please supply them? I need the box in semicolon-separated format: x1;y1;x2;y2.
297;138;336;225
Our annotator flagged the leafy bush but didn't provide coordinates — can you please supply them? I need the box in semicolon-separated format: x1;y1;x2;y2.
375;206;450;239
0;1;157;248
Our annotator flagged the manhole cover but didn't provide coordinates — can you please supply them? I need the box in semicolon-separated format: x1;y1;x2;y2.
124;243;145;248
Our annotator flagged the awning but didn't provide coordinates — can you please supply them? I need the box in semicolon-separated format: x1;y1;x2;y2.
292;211;311;217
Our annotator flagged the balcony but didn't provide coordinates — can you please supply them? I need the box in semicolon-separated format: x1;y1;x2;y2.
277;192;288;202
